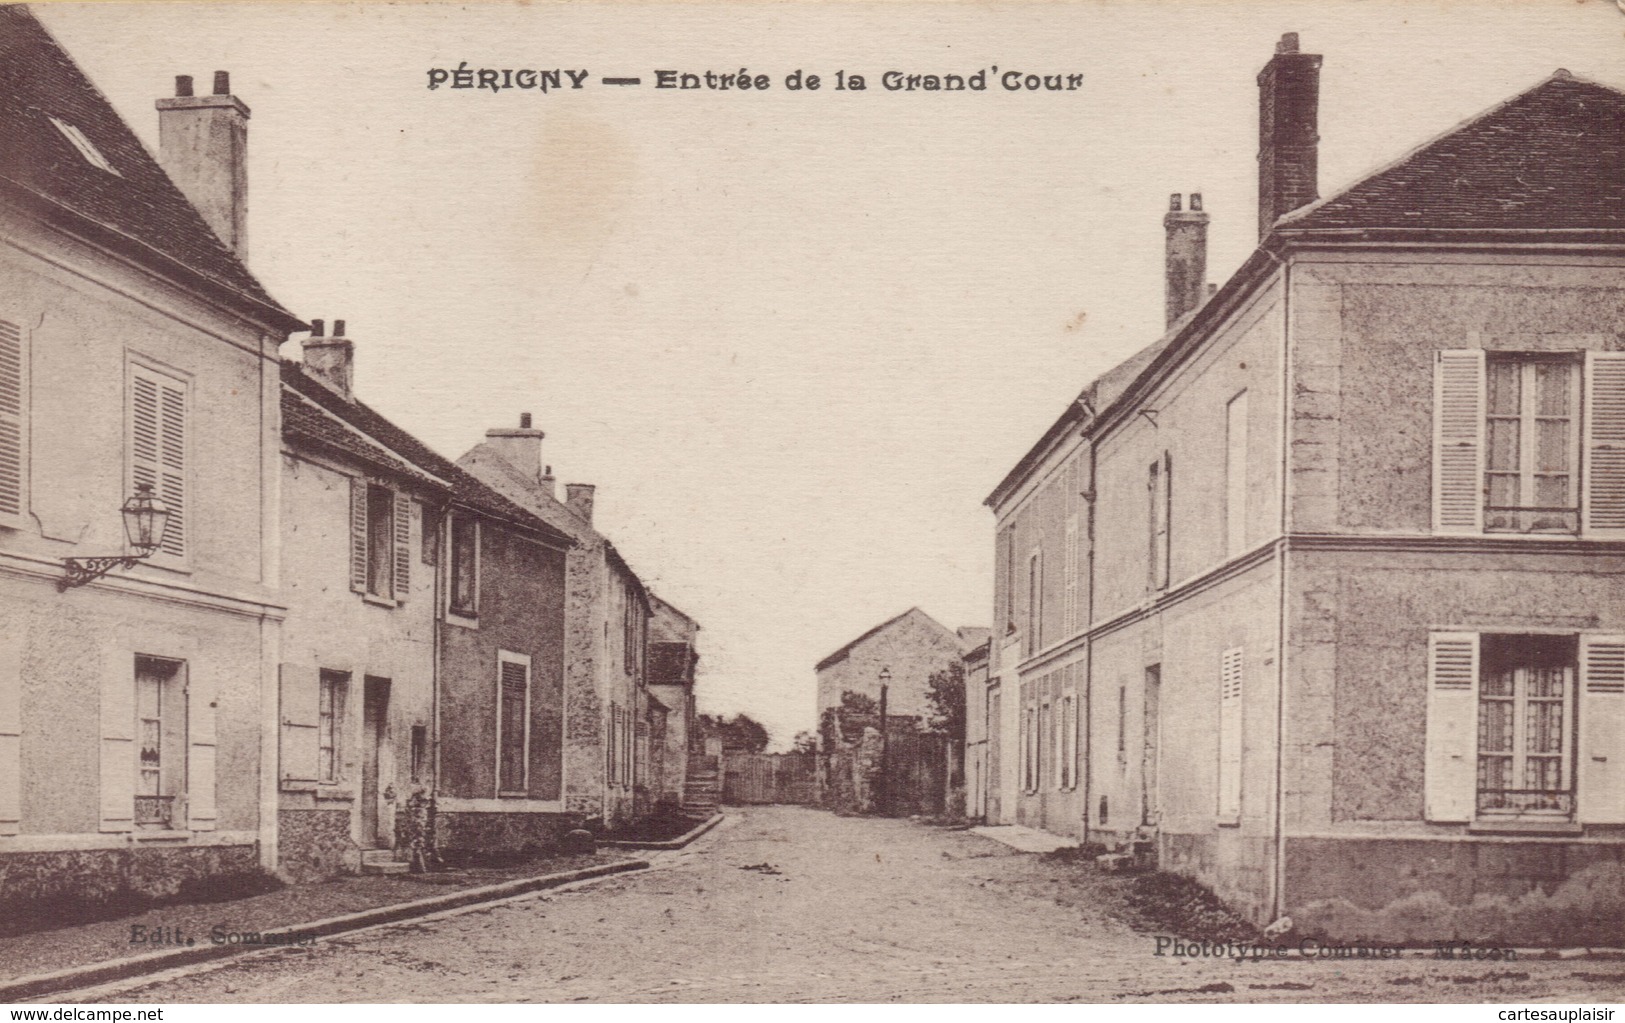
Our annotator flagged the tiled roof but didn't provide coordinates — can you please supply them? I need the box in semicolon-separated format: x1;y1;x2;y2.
0;6;300;329
1282;74;1625;234
281;361;574;548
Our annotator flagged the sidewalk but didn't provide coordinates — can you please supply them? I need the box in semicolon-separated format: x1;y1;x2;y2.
969;823;1080;854
0;851;633;987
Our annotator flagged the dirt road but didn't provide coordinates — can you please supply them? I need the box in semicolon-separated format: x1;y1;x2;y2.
87;807;1625;1002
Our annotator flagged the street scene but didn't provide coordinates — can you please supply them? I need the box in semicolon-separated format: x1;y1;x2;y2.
2;0;1625;1007
60;808;1625;1003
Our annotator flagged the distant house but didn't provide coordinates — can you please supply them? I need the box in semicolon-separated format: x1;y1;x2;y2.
648;594;700;808
984;33;1625;941
459;416;654;826
0;7;304;911
815;608;976;724
962;638;992;821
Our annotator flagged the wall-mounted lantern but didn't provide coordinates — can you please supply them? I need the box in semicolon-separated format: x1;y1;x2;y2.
58;482;172;590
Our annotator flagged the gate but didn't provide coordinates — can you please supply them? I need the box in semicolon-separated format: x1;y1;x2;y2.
722;752;817;805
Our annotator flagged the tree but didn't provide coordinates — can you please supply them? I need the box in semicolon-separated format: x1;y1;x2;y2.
839;689;878;716
695;712;771;754
925;660;966;744
791;730;818;755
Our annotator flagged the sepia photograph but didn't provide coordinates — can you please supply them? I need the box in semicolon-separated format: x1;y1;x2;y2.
0;0;1623;1008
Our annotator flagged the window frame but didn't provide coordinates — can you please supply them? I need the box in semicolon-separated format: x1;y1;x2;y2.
447;512;481;622
127;356;191;567
317;670;348;785
496;650;532;796
133;655;186;830
1475;634;1578;820
1483;353;1582;536
1026;550;1043;657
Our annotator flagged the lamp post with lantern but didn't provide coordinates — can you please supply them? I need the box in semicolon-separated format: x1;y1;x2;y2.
58;482;172;590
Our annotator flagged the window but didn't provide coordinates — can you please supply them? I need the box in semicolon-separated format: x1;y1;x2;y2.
48;115;118;175
1429;632;1625;825
1001;526;1018;634
318;670;347;784
134;656;184;829
1225;391;1248;556
1058;694;1075;790
497;653;530;794
0;318;23;524
1023;704;1036;791
449;513;479;617
410;724;427;784
1036;702;1048;791
1025;552;1043;657
1117;682;1127;757
349;480;411;601
1434;350;1625;537
623;591;642;677
129;363;186;559
1148;452;1171;590
1217;647;1243;823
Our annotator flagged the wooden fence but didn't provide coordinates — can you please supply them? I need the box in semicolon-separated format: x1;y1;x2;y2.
722;752;817;805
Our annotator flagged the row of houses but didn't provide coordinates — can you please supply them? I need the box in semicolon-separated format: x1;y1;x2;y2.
0;5;700;914
966;33;1625;942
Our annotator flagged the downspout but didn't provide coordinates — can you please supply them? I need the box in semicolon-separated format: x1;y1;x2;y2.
1270;249;1292;924
432;503;446;802
1082;436;1097;844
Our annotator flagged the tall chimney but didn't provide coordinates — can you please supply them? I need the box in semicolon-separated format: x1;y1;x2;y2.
1256;33;1322;239
156;71;249;259
301;318;354;399
484;414;548;487
565;483;596;525
1164;192;1209;326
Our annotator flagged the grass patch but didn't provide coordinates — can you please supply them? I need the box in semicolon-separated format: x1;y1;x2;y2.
1122;870;1263;943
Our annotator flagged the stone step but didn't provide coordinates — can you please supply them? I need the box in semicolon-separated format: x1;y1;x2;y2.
361;860;410;875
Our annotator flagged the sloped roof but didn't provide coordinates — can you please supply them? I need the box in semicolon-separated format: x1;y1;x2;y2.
0;6;301;330
815;606;962;673
282;361;574;549
1281;73;1625;234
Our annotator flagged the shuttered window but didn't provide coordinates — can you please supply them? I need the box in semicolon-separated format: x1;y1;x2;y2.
1580;635;1625;824
1217;647;1243;823
0;319;23;523
1226;391;1248;556
278;664;320;790
1476;634;1575;819
129;363;186;558
1583;353;1625;538
497;653;530;794
1148;453;1171;590
318;670;347;784
350;479;412;602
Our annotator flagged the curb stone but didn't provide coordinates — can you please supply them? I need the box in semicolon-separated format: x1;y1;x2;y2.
599;812;724;850
0;858;649;1003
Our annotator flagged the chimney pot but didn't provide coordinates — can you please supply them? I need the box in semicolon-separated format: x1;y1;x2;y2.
157;71;250;258
310;318;325;337
1169;193;1182;211
174;75;194;98
565;483;596;525
212;71;230;95
519;413;532;429
1277;32;1299;54
302;323;355;399
1190;192;1203;212
333;319;346;337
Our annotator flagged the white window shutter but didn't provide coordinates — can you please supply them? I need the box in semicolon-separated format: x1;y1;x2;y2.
349;478;368;593
1424;632;1478;822
186;666;216;830
278;664;320;788
0;319;23;522
1064;515;1078;634
1217;647;1243;823
1578;635;1625;825
1582;352;1625;539
157;379;185;556
100;653;135;832
392;491;412;600
1433;350;1485;535
0;629;21;836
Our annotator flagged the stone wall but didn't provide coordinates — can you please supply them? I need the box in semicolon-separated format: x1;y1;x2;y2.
0;843;261;925
436;811;578;864
277;808;358;883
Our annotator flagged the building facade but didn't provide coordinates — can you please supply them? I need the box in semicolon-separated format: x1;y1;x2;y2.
0;7;304;911
984;34;1625;942
648;594;700;808
815;607;969;723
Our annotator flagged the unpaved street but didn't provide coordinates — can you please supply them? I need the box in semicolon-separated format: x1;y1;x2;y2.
92;807;1625;1002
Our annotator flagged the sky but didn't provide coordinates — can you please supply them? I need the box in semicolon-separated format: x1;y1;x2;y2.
32;0;1625;749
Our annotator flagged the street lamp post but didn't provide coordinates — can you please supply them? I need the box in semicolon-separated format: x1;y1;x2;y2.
878;667;891;816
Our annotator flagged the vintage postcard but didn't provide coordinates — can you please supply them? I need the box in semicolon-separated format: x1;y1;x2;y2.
1;0;1623;1008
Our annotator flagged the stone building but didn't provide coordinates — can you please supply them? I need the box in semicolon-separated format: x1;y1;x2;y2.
983;33;1625;942
0;7;304;911
815;608;972;723
962;637;991;821
459;416;655;827
648;594;700;808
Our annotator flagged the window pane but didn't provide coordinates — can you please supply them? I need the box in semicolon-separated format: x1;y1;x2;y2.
1535;363;1571;416
1486;418;1521;472
1534;475;1569;509
1487;361;1521;415
1536;419;1570;474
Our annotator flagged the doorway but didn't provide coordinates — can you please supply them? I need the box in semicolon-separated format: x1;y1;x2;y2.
1142;664;1161;826
361;676;391;848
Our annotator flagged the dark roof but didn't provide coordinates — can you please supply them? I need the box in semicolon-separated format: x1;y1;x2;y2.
281;361;574;549
0;6;301;331
1283;73;1625;234
815;607;961;673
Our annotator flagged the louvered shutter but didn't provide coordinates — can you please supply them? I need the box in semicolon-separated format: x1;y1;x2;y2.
100;651;135;832
1424;632;1478;822
1217;647;1243;823
278;664;320;788
349;478;368;593
1063;515;1078;634
499;659;529;793
0;319;22;522
1433;350;1485;535
1161;451;1173;588
1582;352;1625;539
130;368;186;557
0;629;20;836
1579;635;1625;824
392;491;412;601
186;666;216;830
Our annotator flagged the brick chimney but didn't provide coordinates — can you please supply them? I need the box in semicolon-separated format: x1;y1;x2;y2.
301;318;354;399
565;483;595;525
483;414;549;488
157;71;249;259
1256;33;1322;239
1164;193;1209;326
